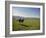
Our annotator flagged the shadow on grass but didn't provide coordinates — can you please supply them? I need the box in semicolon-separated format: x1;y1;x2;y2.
19;24;29;27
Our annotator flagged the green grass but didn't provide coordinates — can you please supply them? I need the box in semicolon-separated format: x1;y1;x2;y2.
12;18;40;31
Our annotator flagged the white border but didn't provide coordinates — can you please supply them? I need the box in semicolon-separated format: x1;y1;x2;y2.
10;4;43;34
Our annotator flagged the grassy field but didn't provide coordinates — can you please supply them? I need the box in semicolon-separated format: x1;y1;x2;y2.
12;17;40;31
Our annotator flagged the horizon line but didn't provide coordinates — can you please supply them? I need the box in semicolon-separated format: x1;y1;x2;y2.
13;15;40;18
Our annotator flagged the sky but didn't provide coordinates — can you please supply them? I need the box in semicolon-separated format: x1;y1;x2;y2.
12;7;40;18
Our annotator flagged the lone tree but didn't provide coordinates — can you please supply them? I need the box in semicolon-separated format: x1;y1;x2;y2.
19;17;24;23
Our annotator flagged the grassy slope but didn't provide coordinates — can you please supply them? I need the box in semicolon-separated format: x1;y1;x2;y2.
12;18;40;31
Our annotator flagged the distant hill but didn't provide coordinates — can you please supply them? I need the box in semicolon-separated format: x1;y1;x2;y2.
12;16;40;20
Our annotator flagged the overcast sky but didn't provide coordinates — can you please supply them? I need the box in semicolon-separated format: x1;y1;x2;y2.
12;7;40;18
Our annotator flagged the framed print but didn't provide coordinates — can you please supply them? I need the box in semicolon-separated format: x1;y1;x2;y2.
5;1;45;37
